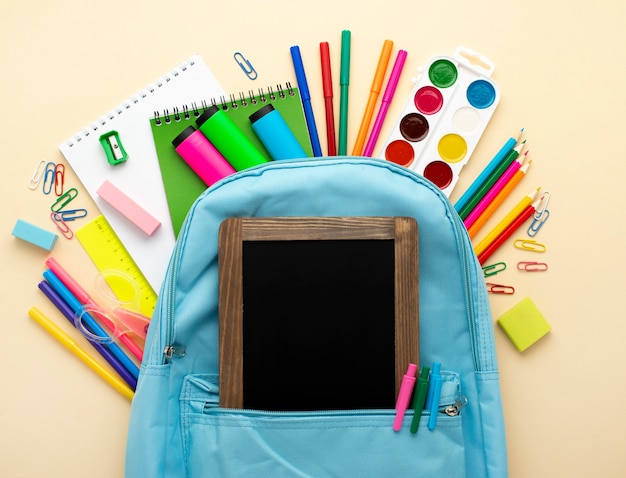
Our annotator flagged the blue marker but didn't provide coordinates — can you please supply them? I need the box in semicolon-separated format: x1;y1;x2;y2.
426;362;443;430
249;104;307;160
290;45;322;157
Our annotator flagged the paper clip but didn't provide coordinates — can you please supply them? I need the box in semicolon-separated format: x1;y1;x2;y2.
42;161;57;194
528;209;550;237
514;239;546;252
483;262;506;277
59;208;88;221
28;159;47;190
486;283;515;294
517;261;548;272
50;212;73;240
534;190;551;220
54;163;65;196
50;187;78;212
234;52;258;80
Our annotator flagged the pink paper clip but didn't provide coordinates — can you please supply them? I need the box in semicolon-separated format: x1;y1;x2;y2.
50;212;73;239
486;282;515;294
517;261;548;272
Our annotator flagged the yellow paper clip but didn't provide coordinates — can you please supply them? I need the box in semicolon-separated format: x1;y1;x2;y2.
51;187;78;212
54;163;65;196
234;52;258;80
517;261;548;272
483;262;506;277
486;282;515;294
528;209;550;237
42;161;56;194
50;212;73;240
28;159;47;190
514;239;546;252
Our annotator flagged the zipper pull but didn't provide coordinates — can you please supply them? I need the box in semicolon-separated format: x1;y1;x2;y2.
163;344;187;360
443;395;468;416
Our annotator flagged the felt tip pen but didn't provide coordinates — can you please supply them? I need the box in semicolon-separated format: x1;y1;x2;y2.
427;362;443;430
320;41;337;156
393;363;417;431
28;307;134;400
409;366;430;433
37;281;138;391
338;30;351;155
290;45;323;157
363;49;408;157
42;269;140;380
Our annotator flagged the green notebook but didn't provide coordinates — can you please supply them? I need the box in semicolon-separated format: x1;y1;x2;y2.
150;83;312;237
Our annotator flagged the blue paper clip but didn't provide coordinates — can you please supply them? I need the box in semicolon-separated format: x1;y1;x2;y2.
42;161;57;194
528;209;550;237
483;262;506;277
234;52;258;80
59;208;88;221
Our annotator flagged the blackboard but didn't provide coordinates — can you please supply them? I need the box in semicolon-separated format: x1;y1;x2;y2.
218;216;419;411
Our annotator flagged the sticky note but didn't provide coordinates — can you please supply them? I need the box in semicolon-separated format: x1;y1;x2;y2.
96;180;161;235
497;297;551;352
12;219;58;251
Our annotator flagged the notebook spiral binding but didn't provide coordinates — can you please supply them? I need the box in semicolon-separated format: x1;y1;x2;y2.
153;82;295;127
62;56;201;148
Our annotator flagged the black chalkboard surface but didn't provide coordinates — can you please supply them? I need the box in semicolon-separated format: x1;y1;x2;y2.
218;217;419;411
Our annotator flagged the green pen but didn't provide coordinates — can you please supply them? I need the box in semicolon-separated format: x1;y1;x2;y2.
196;105;268;171
410;366;430;433
338;29;351;155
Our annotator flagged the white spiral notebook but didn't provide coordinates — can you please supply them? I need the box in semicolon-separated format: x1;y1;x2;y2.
59;54;225;292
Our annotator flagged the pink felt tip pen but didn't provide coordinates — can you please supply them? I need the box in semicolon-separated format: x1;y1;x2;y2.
363;49;408;157
393;362;417;431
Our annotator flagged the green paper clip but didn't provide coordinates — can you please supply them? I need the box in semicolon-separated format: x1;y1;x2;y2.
482;261;506;277
99;130;128;165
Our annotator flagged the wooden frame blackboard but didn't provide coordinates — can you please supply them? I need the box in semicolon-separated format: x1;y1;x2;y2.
217;216;419;410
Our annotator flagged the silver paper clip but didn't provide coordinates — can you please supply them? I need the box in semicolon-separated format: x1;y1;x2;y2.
234;52;258;80
486;282;515;294
517;261;548;272
534;190;551;220
28;160;47;190
514;239;546;252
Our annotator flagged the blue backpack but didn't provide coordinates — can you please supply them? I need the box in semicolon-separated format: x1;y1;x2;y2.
125;157;508;477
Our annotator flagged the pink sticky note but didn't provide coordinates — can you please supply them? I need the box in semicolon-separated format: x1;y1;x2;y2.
96;180;161;235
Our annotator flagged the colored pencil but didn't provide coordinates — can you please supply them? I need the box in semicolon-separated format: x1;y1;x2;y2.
473;187;540;257
467;158;532;239
28;306;134;400
458;140;526;220
454;128;524;213
352;39;393;156
477;199;540;265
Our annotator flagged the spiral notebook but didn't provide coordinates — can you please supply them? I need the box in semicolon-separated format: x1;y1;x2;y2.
150;83;313;236
58;54;225;292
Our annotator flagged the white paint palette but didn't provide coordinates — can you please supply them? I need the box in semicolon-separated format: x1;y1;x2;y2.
378;47;500;196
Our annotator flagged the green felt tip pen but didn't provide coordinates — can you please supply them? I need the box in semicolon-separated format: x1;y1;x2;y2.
409;366;430;433
338;29;351;155
196;105;268;171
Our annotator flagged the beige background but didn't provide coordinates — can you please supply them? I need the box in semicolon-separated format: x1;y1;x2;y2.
2;0;625;476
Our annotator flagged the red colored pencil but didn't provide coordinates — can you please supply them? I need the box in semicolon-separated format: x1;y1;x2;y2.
477;199;539;265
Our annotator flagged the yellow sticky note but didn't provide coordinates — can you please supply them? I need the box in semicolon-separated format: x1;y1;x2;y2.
497;297;551;352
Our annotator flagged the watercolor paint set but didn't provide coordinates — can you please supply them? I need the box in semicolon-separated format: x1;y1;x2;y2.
378;47;500;196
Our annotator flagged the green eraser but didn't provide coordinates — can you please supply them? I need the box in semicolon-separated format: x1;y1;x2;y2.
497;297;551;352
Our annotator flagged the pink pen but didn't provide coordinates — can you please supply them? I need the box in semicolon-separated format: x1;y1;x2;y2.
45;257;145;361
393;362;417;431
463;155;525;230
363;49;408;157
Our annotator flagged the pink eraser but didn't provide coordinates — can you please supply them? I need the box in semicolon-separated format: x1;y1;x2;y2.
96;180;161;235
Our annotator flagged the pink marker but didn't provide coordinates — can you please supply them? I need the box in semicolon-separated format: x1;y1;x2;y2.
363;49;408;157
393;362;417;431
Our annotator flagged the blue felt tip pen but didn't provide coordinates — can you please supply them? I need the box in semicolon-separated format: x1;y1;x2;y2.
290;45;322;157
427;362;442;430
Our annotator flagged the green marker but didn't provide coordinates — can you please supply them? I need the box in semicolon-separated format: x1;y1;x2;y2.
409;366;430;433
338;29;351;155
196;105;268;171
